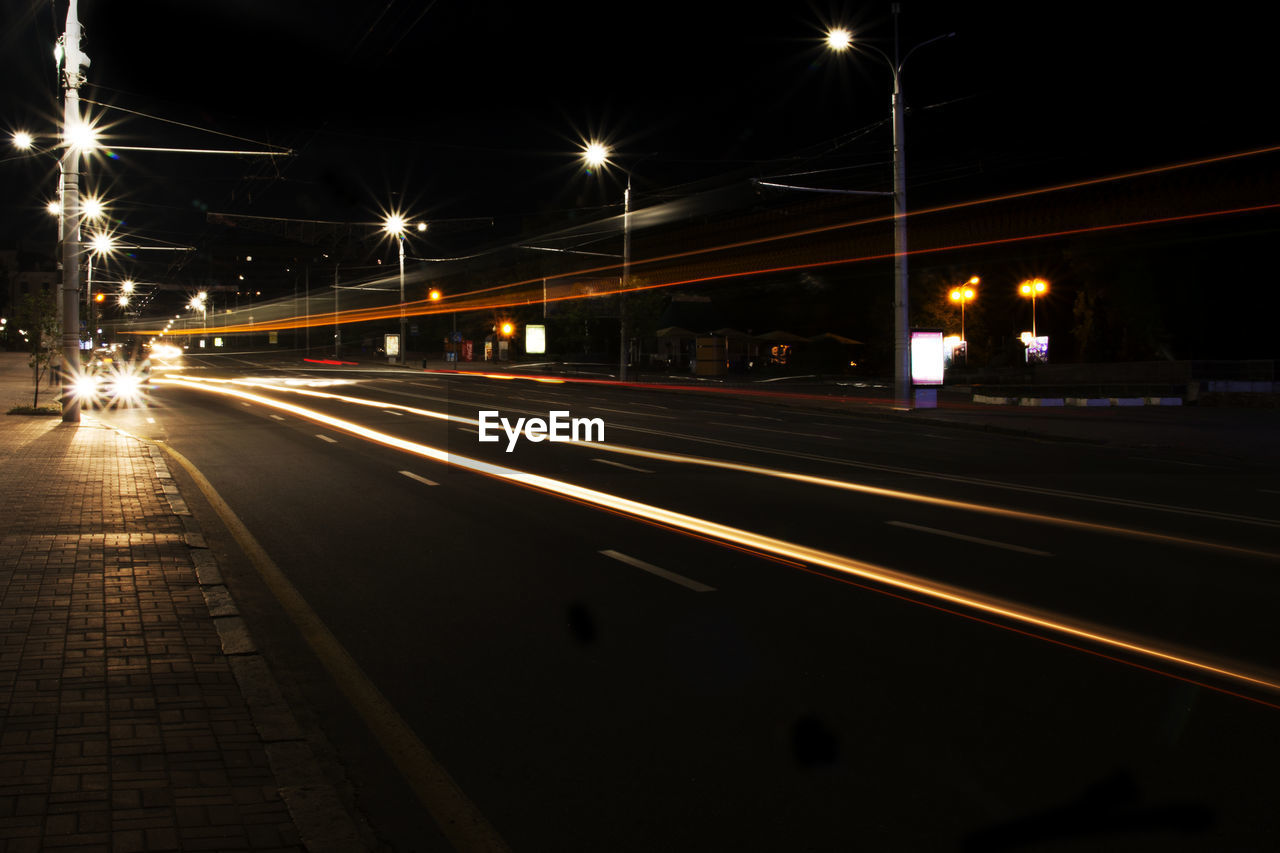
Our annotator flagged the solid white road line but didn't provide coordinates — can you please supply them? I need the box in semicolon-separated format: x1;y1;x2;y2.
270;414;286;421
400;470;439;486
383;409;405;416
886;520;1053;557
593;458;653;473
458;427;479;435
599;550;716;592
316;434;338;443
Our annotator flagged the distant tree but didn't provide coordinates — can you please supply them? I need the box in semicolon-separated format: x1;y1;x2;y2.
15;289;60;409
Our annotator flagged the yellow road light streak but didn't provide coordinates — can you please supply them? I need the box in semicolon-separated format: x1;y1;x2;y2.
150;374;1280;703
186;376;1280;555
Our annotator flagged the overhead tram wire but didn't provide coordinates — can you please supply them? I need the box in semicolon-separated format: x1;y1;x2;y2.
78;97;293;154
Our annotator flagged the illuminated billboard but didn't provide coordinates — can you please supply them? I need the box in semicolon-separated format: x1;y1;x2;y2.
911;330;945;386
526;324;546;355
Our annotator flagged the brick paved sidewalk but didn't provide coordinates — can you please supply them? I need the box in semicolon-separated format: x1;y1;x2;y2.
0;417;304;852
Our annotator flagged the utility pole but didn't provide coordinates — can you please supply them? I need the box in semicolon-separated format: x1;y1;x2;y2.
619;178;631;381
58;0;90;423
891;2;909;409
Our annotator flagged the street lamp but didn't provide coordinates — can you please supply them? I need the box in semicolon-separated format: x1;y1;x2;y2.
383;213;412;364
1018;278;1048;338
825;14;955;408
581;141;649;381
948;276;979;355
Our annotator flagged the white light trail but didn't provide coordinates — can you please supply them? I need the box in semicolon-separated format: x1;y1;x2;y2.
154;374;1280;701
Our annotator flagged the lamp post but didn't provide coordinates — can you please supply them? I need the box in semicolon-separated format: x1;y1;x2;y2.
383;215;406;363
56;0;91;422
382;216;427;365
948;276;979;361
1018;278;1048;338
826;13;954;408
581;143;650;382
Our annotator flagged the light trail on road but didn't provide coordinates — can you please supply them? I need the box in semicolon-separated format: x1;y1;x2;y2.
152;374;1280;706
163;374;1280;560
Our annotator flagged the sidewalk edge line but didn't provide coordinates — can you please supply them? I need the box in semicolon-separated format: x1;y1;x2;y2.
154;438;511;853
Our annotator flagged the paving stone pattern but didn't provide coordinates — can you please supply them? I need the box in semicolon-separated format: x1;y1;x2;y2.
0;418;303;852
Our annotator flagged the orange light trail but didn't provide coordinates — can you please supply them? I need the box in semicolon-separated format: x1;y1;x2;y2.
152;373;1280;702
422;142;1280;306
129;144;1280;338
135;198;1280;337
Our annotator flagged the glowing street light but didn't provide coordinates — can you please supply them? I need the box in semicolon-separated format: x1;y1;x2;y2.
12;131;33;150
89;232;113;254
63;121;98;152
825;28;852;51
825;16;955;408
81;195;105;221
583;142;609;169
948;275;979;347
121;279;135;294
1018;278;1048;337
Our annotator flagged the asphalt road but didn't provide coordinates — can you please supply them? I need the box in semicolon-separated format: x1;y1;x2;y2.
96;354;1280;852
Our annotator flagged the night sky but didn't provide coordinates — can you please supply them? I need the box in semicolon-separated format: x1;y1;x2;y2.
3;1;1278;360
